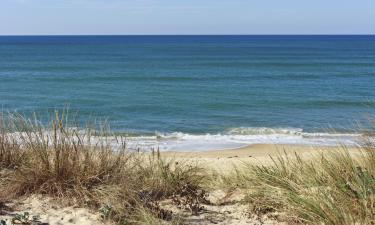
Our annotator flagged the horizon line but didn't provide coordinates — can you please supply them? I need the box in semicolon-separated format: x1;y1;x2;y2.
1;34;375;37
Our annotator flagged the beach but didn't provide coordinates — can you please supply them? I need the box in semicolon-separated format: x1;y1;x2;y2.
1;35;375;224
0;0;374;221
0;113;373;224
161;144;361;172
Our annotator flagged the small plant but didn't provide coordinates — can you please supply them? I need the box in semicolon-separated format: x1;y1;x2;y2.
172;183;209;215
11;212;41;225
99;204;113;220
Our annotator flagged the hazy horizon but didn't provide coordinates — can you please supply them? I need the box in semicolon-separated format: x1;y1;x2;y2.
1;34;375;36
1;0;374;35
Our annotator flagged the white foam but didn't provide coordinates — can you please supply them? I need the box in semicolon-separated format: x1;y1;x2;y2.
125;127;363;152
5;127;363;152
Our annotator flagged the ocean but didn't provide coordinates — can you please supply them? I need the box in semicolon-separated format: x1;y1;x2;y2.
1;35;375;151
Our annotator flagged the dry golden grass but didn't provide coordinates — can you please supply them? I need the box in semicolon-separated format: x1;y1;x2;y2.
0;112;207;225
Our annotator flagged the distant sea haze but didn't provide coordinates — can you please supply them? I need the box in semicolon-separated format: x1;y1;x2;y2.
0;35;374;151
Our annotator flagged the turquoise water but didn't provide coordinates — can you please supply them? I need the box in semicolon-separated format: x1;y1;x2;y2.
1;35;375;150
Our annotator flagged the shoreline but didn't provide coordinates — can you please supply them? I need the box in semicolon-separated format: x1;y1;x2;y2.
126;130;362;152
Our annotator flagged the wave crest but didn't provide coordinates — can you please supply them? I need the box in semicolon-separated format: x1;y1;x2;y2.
226;127;303;135
138;127;362;151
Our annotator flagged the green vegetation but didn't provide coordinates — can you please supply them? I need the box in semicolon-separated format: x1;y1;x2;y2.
220;144;375;224
0;212;41;225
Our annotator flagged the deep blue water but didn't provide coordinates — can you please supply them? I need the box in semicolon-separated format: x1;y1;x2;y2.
1;35;375;135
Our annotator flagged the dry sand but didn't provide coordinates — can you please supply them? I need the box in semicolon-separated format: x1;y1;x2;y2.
162;144;360;172
0;196;105;225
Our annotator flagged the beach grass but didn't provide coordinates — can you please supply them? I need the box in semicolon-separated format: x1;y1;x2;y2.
219;140;375;224
0;112;208;224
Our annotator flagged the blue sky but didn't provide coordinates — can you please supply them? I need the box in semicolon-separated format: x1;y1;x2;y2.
1;0;374;35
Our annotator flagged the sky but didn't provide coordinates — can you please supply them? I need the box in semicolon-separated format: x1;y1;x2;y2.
0;0;374;35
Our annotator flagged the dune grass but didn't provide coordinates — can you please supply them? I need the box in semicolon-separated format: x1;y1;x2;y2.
0;112;208;225
219;139;375;224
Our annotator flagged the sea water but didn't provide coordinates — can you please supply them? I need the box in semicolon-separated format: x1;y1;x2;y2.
1;35;375;151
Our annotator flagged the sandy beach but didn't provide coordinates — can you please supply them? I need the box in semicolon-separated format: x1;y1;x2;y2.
162;144;360;172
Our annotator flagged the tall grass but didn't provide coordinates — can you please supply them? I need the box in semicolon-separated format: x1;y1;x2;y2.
0;114;25;169
0;111;208;224
235;141;375;224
